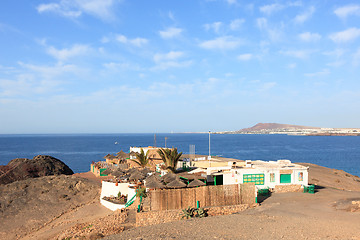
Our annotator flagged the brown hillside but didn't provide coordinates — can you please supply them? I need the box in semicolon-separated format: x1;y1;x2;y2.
240;123;320;132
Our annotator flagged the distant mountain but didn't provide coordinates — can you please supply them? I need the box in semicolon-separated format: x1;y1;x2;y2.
239;123;320;132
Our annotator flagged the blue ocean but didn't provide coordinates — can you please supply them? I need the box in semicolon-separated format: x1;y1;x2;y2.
0;133;359;177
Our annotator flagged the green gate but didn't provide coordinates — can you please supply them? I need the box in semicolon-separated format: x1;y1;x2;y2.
280;174;291;183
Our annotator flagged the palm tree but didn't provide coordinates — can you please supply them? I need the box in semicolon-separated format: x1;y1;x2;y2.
131;148;149;168
157;148;182;173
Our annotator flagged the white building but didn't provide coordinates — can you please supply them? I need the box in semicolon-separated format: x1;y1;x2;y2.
207;159;308;190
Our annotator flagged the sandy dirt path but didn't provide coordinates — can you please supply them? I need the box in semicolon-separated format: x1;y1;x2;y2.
22;201;113;240
105;187;360;240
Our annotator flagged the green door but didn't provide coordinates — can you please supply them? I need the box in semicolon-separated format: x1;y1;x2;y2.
280;174;291;183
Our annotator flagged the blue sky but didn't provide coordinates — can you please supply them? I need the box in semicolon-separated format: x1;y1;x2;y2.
1;0;360;133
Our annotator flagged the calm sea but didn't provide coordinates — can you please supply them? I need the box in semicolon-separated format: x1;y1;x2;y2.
0;133;359;177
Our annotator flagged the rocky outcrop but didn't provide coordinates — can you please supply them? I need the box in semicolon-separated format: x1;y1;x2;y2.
0;155;74;185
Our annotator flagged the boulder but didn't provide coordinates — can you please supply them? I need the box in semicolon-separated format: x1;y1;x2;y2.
0;155;73;185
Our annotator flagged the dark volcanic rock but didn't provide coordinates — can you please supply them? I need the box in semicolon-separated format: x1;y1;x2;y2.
0;155;74;185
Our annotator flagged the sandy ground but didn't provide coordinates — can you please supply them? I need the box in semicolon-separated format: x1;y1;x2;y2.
22;202;113;240
2;165;360;240
106;187;360;240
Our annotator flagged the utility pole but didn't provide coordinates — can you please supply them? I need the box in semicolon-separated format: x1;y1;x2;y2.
154;133;157;147
208;131;211;167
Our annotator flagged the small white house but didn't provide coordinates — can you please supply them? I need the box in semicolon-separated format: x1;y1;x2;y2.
207;159;308;190
100;181;137;211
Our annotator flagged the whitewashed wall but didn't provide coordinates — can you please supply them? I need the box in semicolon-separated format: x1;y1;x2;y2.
100;181;137;211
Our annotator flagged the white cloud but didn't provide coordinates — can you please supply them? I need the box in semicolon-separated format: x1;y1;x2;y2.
204;22;223;34
260;3;284;15
159;27;183;39
151;61;193;71
334;5;360;19
323;49;345;58
151;51;191;70
199;36;243;50
153;51;184;62
329;28;360;43
226;0;237;5
353;48;360;66
130;38;148;47
37;0;119;21
298;32;321;42
256;18;283;42
103;62;142;71
116;34;148;47
237;54;253;61
259;82;276;92
0;62;79;98
287;63;297;69
294;6;315;24
46;44;90;61
304;69;330;77
229;19;245;31
256;17;268;30
280;50;311;59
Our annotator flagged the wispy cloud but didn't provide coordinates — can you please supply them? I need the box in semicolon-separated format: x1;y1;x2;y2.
260;3;284;15
259;82;277;92
159;27;183;39
294;6;315;24
0;62;79;98
353;47;360;66
153;51;184;62
256;18;283;42
280;50;312;59
304;69;330;77
329;28;360;43
226;0;237;5
199;36;243;50
298;32;321;42
37;0;120;21
46;44;90;62
204;22;223;34
237;53;253;61
116;34;148;47
151;51;191;70
229;19;245;31
334;5;360;19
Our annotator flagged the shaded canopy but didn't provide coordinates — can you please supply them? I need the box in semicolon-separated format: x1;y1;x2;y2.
188;179;206;187
161;172;177;183
111;169;125;177
145;174;162;182
104;154;116;160
129;171;145;181
101;168;113;175
145;179;165;189
141;167;152;175
166;178;187;188
116;150;130;159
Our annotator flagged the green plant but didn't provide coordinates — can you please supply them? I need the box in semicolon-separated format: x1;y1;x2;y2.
157;148;182;173
181;207;208;219
194;208;208;218
131;148;150;167
117;191;122;198
181;206;196;219
136;187;147;198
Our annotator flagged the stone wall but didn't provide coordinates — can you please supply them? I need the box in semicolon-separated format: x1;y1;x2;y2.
136;204;251;227
207;204;250;216
136;209;182;227
274;184;302;193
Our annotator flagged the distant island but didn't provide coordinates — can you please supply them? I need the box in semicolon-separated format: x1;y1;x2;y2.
216;123;360;136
